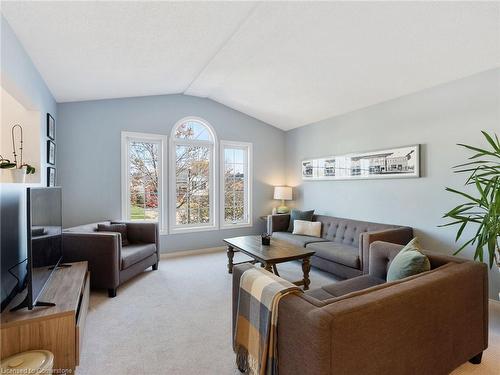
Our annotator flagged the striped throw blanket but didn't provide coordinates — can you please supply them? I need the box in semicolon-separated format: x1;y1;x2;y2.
234;266;302;375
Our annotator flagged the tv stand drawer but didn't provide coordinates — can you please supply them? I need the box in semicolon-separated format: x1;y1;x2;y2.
75;271;90;366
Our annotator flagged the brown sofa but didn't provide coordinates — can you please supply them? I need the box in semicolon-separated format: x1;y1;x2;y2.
232;241;488;375
63;221;159;297
267;214;413;278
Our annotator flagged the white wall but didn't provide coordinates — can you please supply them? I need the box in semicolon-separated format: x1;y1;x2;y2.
285;68;500;299
1;87;40;183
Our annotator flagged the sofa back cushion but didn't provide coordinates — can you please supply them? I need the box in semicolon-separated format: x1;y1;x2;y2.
314;215;397;247
64;221;111;233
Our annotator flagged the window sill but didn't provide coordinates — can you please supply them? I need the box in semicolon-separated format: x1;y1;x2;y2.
220;223;253;230
169;225;218;234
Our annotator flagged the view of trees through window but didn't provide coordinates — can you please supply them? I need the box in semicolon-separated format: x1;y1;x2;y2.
129;141;159;220
174;120;212;226
224;147;246;224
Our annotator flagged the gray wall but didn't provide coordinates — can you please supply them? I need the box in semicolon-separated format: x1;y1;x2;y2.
57;94;285;252
285;68;500;299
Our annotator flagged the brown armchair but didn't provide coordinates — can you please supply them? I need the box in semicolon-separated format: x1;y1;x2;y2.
63;221;159;297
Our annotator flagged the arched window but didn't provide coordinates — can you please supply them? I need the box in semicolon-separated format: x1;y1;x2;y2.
169;117;217;232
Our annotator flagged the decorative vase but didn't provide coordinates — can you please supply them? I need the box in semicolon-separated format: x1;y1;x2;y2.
10;169;26;183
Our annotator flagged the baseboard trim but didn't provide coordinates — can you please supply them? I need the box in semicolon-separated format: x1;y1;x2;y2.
160;246;225;259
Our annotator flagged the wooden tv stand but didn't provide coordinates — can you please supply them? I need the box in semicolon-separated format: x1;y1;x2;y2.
1;261;89;373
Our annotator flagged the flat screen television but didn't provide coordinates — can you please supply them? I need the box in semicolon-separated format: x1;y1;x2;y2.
10;187;63;311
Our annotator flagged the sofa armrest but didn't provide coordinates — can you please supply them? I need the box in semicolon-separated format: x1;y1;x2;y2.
368;241;405;279
63;232;121;289
322;261;488;374
267;214;290;234
360;226;413;273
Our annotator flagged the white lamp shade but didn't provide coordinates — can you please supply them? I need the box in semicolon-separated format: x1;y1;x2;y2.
273;186;292;201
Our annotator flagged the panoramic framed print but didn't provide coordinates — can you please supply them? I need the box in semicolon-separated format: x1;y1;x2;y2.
47;140;56;165
47;113;55;140
301;145;420;181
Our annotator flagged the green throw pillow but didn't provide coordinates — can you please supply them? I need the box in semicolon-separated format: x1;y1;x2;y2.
386;238;430;282
288;209;315;232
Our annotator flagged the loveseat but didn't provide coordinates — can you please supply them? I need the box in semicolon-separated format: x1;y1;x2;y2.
232;241;488;375
63;221;159;297
267;214;413;278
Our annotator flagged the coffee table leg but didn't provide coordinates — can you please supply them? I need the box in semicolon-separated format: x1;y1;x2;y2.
227;246;234;274
264;263;273;273
302;257;311;290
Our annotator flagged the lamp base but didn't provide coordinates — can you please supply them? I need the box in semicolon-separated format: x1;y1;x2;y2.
276;205;289;214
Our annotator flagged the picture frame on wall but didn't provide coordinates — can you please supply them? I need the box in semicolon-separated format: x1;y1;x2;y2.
47;167;56;187
47;140;56;165
301;144;420;181
47;113;55;140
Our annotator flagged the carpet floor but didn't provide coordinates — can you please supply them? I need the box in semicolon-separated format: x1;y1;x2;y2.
76;249;500;375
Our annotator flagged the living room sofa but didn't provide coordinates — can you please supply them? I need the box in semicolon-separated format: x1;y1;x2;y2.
268;214;413;278
63;221;159;297
232;241;488;375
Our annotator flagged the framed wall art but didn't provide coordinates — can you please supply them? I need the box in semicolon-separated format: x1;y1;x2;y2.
47;140;56;165
47;113;55;140
47;167;56;187
302;145;420;181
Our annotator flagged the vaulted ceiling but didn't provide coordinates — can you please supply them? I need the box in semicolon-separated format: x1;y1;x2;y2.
2;1;499;130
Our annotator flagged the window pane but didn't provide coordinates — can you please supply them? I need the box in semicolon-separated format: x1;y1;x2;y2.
175;120;212;141
128;141;159;221
175;144;210;225
223;145;249;225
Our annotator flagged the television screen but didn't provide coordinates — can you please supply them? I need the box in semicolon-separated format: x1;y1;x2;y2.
0;185;29;311
27;187;62;308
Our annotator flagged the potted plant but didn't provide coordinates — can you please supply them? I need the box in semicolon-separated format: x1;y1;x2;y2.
442;130;499;272
0;124;36;183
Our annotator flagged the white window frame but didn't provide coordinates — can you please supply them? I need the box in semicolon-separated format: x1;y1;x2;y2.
169;117;218;234
220;140;253;229
121;131;168;234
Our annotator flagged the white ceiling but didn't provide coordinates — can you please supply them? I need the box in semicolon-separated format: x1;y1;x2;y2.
2;1;499;131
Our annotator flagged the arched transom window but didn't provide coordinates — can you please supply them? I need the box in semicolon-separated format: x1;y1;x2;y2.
170;117;217;231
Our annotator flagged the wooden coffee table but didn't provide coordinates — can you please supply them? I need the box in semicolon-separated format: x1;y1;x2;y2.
223;235;315;290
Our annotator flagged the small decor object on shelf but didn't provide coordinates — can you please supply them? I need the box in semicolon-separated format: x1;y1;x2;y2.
47;167;56;187
441;130;499;274
273;186;292;214
301;144;420;181
47;113;55;140
47;140;56;165
0;124;36;183
261;233;271;246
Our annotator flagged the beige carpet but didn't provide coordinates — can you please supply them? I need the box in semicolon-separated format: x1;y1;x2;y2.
76;249;500;375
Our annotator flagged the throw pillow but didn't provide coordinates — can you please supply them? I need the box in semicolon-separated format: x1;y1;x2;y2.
287;209;315;232
97;223;129;246
386;238;430;282
292;220;321;237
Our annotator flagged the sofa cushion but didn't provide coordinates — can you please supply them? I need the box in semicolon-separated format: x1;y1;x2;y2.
307;241;360;268
272;231;328;247
306;275;385;301
387;237;430;281
293;220;321;237
121;243;156;269
288;209;315;232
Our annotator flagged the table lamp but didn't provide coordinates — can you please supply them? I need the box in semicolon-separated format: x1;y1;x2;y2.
273;186;292;214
